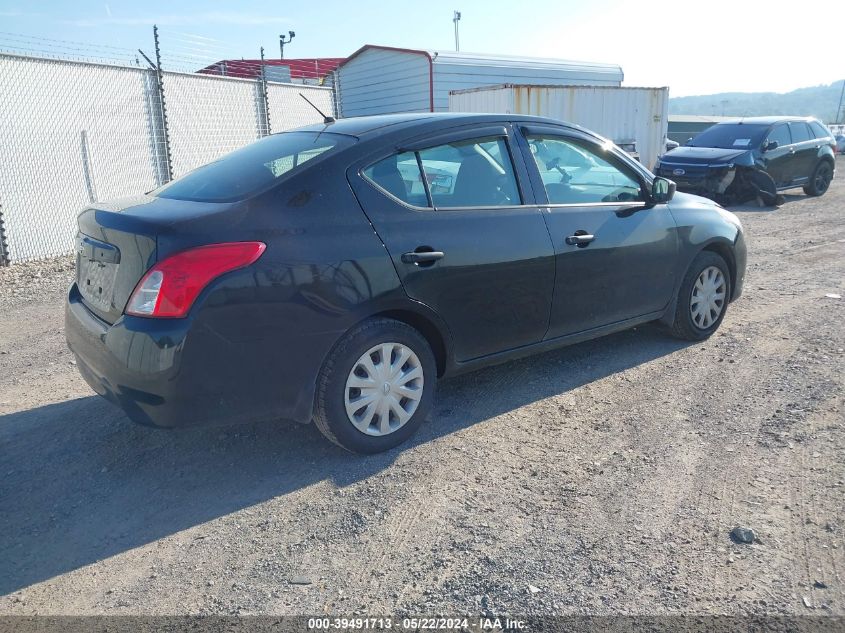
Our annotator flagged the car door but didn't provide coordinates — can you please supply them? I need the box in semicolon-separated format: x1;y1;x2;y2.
787;121;816;184
759;123;793;186
515;125;679;339
348;124;556;362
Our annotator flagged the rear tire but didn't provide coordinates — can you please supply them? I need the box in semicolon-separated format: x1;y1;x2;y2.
667;251;732;341
313;318;436;454
803;161;833;196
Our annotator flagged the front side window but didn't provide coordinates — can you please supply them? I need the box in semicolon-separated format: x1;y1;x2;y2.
788;122;811;144
157;132;354;202
363;136;521;208
767;124;791;147
527;135;643;204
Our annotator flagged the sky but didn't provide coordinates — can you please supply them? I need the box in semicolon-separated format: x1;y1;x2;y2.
1;0;843;97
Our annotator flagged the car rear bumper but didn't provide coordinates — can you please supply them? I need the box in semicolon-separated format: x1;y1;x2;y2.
65;282;317;428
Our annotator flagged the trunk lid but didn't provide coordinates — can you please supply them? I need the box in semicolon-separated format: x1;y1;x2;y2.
75;194;236;324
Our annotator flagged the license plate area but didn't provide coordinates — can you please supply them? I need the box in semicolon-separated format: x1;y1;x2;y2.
76;235;120;312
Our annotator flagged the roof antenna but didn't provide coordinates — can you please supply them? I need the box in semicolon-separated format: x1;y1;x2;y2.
299;93;335;124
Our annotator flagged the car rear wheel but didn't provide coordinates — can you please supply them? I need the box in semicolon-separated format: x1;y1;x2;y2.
313;318;436;453
667;251;731;341
803;161;833;196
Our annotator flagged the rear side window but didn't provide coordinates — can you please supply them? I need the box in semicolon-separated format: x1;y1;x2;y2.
419;137;520;207
157;132;354;202
363;151;428;207
767;124;791;147
809;121;831;139
363;136;522;208
788;122;811;144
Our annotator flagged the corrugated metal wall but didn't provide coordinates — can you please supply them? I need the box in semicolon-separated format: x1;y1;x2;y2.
336;48;430;117
431;52;623;112
449;85;669;170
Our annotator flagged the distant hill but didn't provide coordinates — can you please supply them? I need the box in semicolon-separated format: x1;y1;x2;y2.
669;81;845;123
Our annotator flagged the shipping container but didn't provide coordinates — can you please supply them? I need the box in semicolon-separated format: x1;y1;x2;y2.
449;84;669;170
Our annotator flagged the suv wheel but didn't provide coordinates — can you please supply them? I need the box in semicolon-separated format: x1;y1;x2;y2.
313;318;436;453
667;251;731;341
803;161;833;197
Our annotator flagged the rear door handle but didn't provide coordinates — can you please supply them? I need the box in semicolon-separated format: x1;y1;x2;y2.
401;250;445;264
565;234;595;246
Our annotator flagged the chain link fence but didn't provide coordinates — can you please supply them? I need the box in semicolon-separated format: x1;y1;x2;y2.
0;49;335;264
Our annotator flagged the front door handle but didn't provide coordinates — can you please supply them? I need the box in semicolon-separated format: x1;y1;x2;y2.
565;234;595;246
401;250;445;264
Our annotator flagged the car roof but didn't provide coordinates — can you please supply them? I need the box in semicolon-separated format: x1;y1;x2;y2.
292;112;592;137
715;116;818;126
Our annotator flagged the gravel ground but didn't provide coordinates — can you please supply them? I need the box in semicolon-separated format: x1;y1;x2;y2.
0;159;843;617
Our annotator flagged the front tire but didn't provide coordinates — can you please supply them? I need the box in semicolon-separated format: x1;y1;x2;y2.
667;251;732;341
803;161;833;197
313;318;437;454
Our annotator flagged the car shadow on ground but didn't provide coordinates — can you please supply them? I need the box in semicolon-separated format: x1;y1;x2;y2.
0;324;690;596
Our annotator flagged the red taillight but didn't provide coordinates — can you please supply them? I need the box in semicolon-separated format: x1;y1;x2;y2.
125;242;266;318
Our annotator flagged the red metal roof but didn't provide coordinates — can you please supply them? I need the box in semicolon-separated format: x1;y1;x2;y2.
198;57;346;80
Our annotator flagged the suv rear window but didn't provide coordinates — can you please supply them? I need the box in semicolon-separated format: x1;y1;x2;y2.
156;132;354;202
689;123;768;149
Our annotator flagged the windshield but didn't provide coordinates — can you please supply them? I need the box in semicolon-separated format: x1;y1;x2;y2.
156;131;354;202
689;124;769;150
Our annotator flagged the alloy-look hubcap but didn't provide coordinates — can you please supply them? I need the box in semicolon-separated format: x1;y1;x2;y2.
690;265;727;329
344;342;424;436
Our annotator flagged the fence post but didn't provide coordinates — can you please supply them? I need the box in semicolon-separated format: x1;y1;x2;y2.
259;46;271;136
153;25;173;182
0;203;9;266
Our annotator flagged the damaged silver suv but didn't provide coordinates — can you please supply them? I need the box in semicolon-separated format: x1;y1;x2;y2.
655;117;836;205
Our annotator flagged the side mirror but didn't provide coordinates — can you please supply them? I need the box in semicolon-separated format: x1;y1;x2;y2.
651;177;676;204
763;140;779;152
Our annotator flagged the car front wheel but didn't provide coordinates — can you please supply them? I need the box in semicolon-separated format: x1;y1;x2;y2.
667;251;732;341
313;318;437;453
804;161;833;197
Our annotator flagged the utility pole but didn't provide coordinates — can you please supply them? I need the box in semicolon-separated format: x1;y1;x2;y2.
453;11;461;51
279;31;295;59
836;78;845;124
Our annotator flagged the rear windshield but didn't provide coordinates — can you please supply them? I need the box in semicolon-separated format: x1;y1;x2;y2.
689;124;769;150
156;132;354;202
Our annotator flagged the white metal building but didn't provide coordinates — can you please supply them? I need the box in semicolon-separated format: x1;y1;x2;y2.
335;45;623;117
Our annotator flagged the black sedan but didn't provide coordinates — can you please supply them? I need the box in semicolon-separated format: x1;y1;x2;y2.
66;113;747;453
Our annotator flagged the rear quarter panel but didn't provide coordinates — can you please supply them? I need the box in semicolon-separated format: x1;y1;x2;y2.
168;159;415;424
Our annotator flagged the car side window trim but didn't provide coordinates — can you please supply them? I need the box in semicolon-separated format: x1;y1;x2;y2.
398;125;510;152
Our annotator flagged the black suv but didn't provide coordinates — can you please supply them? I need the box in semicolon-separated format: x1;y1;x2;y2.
655;117;836;203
